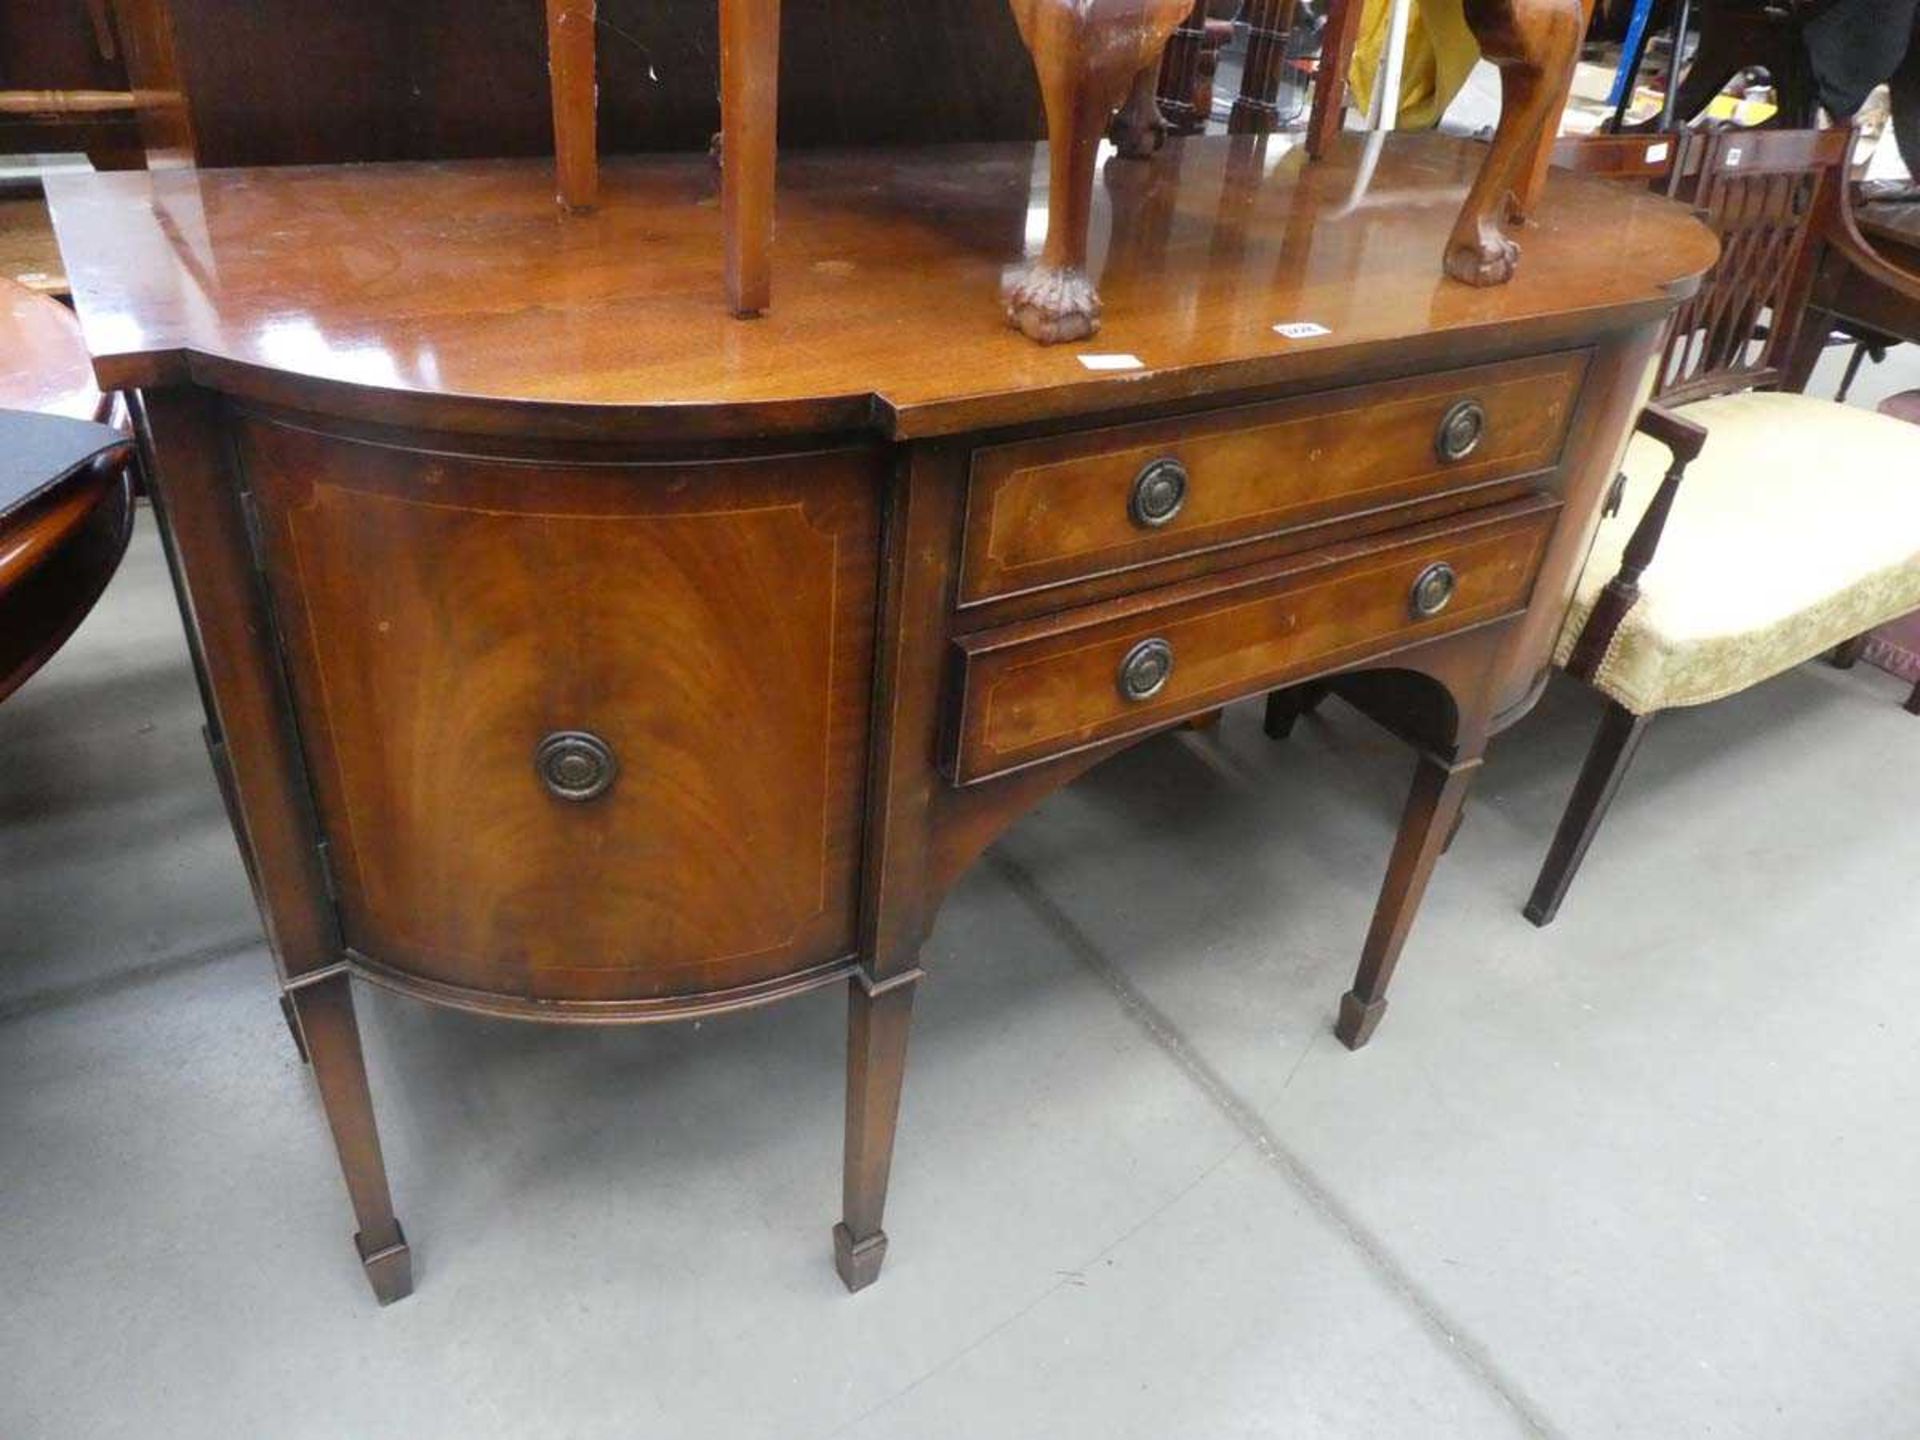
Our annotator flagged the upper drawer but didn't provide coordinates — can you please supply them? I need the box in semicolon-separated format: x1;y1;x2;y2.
958;350;1587;607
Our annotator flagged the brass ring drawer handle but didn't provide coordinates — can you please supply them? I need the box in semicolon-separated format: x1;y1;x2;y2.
1410;562;1458;619
1118;637;1175;702
1128;457;1188;529
535;730;618;802
1435;400;1487;462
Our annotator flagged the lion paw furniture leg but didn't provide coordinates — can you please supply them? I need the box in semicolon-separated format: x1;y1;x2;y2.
1337;748;1481;1049
1004;0;1190;343
1445;0;1583;286
1109;62;1169;158
834;973;918;1292
290;971;411;1304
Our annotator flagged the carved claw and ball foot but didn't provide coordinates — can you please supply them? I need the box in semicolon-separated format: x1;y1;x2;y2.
1439;0;1584;287
1004;264;1103;343
1108;63;1169;159
833;1223;890;1292
1003;0;1191;344
356;1223;415;1305
1443;231;1521;287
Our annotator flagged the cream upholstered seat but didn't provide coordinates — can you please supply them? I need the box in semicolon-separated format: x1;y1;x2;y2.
1553;389;1920;716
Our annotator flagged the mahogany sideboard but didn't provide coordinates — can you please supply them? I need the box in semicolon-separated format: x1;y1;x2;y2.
46;133;1715;1304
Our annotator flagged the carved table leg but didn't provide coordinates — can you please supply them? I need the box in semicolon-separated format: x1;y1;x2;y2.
834;973;919;1292
1110;62;1170;158
1444;0;1583;286
1336;748;1482;1049
291;972;412;1304
720;0;780;316
1004;0;1192;343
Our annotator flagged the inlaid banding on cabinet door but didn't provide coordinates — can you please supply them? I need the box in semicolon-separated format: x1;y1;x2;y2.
958;350;1588;607
943;498;1559;785
233;417;881;1007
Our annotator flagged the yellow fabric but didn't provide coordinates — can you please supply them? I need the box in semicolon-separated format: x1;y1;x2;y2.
1554;390;1920;714
1347;0;1481;131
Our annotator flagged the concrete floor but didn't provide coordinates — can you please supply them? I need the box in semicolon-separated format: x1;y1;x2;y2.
4;344;1919;1439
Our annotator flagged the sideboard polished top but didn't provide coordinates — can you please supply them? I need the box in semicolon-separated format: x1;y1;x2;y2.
47;134;1715;439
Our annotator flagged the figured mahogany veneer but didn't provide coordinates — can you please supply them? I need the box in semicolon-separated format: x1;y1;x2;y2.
959;352;1585;607
234;418;879;1012
47;138;1713;1308
946;499;1556;783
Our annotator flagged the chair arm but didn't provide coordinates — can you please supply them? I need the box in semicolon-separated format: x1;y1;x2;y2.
1563;403;1708;682
1827;202;1920;313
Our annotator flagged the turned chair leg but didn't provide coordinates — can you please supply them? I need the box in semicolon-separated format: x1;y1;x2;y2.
290;972;411;1303
1524;700;1653;928
1336;748;1482;1049
834;973;918;1292
1263;681;1329;739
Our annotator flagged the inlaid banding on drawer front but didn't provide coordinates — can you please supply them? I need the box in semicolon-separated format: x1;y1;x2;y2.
943;498;1558;785
959;351;1588;607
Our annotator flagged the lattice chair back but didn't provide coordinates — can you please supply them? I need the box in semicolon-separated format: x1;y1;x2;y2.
1653;128;1852;405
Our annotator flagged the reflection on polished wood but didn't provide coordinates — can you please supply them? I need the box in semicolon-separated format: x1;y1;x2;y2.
49;136;1713;1304
49;135;1711;432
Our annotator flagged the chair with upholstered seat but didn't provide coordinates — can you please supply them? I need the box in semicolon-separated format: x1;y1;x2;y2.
1524;127;1920;926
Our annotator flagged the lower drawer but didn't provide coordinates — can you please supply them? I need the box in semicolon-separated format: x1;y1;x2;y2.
943;497;1557;784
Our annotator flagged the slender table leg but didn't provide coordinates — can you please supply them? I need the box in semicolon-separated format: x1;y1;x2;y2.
290;972;412;1304
546;0;599;211
833;973;918;1292
1336;748;1482;1049
720;0;780;316
1305;0;1364;157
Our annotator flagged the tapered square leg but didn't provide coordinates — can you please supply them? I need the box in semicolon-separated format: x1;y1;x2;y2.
1336;749;1481;1049
1524;701;1653;928
289;972;412;1304
278;992;310;1064
835;973;917;1293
